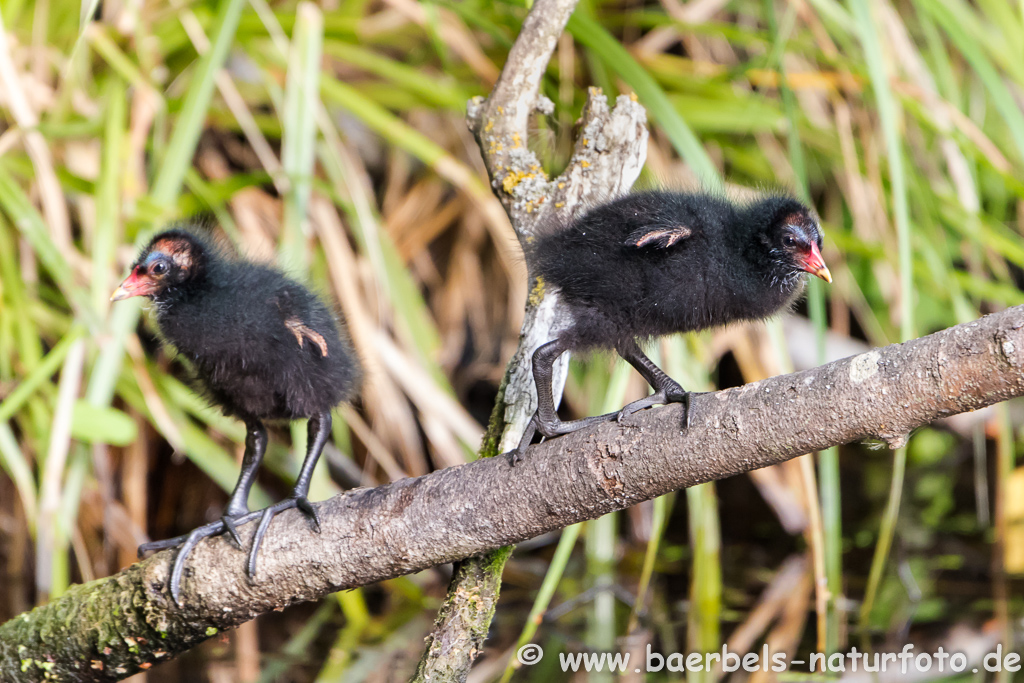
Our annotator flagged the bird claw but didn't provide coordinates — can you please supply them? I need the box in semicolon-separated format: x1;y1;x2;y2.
295;497;321;532
616;390;670;422
509;410;620;465
221;514;245;548
173;522;243;606
138;494;324;601
247;496;321;577
615;386;696;428
507;416;539;467
673;391;701;429
138;508;264;604
138;534;190;558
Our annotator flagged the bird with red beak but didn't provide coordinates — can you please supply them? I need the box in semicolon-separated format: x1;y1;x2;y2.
112;228;361;605
511;191;832;462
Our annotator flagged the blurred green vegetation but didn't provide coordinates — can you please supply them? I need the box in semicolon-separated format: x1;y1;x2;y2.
0;0;1022;680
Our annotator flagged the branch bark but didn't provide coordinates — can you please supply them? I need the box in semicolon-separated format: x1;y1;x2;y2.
3;305;1024;681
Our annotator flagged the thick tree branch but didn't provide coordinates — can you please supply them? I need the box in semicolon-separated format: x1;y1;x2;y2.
3;305;1024;681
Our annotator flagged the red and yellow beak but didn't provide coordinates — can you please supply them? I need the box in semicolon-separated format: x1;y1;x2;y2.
111;267;157;301
801;243;832;283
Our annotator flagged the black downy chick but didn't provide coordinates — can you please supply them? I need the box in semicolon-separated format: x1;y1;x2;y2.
112;228;361;603
514;191;831;462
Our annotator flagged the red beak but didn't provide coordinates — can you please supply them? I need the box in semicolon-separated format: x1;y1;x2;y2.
801;243;832;283
111;268;155;301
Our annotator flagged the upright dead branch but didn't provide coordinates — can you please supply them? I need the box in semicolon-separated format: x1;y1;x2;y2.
411;0;649;678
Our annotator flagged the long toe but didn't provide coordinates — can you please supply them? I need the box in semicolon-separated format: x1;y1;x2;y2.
247;507;277;578
509;416;538;466
138;534;191;558
247;497;320;578
670;390;702;428
617;391;668;422
139;508;262;559
513;411;618;464
221;514;245;547
295;497;321;532
615;402;642;423
168;520;232;606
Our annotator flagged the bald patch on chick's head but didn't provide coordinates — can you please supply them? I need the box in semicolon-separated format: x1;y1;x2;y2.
778;212;822;247
149;236;195;272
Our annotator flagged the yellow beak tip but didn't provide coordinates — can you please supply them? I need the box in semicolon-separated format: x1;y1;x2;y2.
816;268;833;284
110;287;130;302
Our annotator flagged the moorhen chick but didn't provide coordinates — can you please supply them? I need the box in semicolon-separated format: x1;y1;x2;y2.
113;227;361;603
514;191;831;462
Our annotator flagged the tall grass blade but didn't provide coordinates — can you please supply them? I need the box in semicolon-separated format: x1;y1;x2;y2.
280;2;324;269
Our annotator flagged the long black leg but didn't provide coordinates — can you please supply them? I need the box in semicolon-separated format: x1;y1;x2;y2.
510;339;617;465
220;419;267;545
137;419;267;557
532;338;567;430
247;411;331;576
615;338;693;427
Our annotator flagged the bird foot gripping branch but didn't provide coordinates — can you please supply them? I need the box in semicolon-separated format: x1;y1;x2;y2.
114;228;361;605
510;190;831;463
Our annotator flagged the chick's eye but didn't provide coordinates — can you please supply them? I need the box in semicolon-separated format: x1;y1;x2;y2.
783;235;796;247
151;261;167;276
